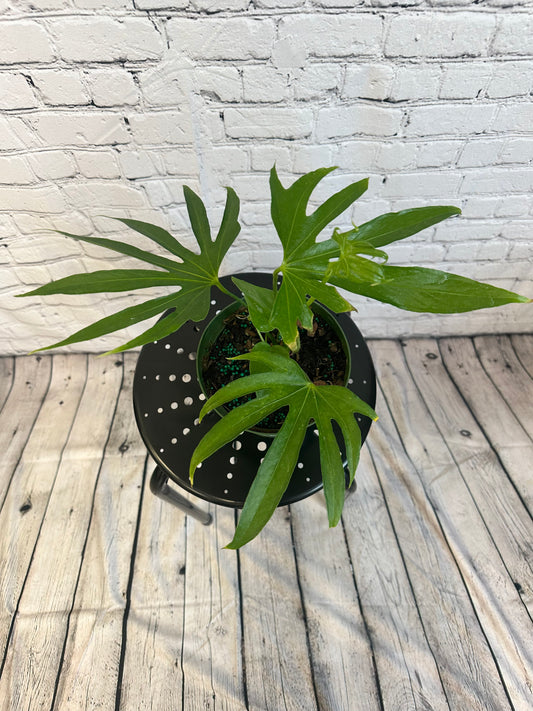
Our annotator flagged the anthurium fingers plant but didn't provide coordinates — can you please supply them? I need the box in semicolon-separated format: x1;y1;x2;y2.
20;166;531;548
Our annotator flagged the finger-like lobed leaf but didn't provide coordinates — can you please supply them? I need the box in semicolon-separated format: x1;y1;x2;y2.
331;264;531;313
354;205;461;248
269;167;366;348
20;269;183;296
190;342;377;547
20;187;241;352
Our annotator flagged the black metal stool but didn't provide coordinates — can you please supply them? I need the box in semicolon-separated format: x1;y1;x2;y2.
133;272;376;524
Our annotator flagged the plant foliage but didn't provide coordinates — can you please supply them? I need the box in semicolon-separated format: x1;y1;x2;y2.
21;165;530;546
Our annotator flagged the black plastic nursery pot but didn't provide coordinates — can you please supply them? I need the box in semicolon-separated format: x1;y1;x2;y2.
132;272;376;509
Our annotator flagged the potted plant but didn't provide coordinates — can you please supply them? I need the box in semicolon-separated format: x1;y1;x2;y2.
19;166;530;548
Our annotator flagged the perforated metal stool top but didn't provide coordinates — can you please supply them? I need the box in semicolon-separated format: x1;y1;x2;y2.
133;272;376;509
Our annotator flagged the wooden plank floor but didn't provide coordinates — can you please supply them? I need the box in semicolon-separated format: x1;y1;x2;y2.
0;336;532;711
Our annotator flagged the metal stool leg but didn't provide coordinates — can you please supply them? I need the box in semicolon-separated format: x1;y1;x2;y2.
150;467;212;526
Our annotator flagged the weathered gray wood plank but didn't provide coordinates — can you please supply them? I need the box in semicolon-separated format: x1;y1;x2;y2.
361;362;509;710
238;508;318;711
511;334;533;381
0;356;123;711
51;353;146;710
474;335;533;439
118;482;187;710
0;354;87;662
380;338;532;709
0;355;52;509
181;508;247;711
440;337;533;515
290;492;382;711
0;357;14;413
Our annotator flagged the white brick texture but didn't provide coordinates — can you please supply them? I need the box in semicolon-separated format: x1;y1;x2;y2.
1;2;532;353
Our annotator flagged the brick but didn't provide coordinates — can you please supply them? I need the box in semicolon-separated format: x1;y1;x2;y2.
167;18;276;60
316;105;402;140
293;145;336;173
492;15;533;56
279;14;383;58
487;61;533;99
0;74;38;110
243;67;288;103
49;18;165;62
224;108;313;139
376;142;417;171
461;169;533;195
0;116;37;150
74;150;121;179
379;171;462;199
500;138;533;165
196;67;242;102
0;186;66;213
31;69;89;106
457;139;505;168
86;70;138;107
61;181;147;209
342;64;395;100
13;265;51;287
0;21;55;64
271;38;307;71
385;14;495;58
27;150;77;180
335;140;378;170
293;64;340;100
0;156;35;185
127;112;193;145
74;0;132;7
405;104;497;137
439;64;492;100
162;148;201;176
256;0;302;7
117;150;161;179
134;0;187;8
389;65;441;101
494;196;530;218
190;0;249;9
493;104;533;133
416;141;461;168
137;59;192;108
27;113;130;146
251;146;289;172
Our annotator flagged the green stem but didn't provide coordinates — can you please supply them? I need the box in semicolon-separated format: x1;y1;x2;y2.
272;267;282;293
216;280;241;302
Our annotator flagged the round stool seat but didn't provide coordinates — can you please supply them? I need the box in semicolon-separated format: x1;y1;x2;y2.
133;272;376;509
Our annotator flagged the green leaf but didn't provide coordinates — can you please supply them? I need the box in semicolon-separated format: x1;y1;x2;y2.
269;166;367;347
110;217;196;261
21;187;241;352
20;269;182;296
231;277;276;333
329;233;388;285
331;264;531;313
28;293;187;353
53;230;182;272
354;205;461;248
189;342;377;548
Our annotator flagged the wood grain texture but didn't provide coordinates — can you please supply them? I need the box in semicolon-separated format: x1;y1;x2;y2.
0;357;14;413
290;492;381;711
391;339;533;710
0;356;123;711
0;355;51;509
0;340;532;710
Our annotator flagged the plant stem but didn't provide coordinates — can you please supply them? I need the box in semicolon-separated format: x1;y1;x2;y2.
216;280;241;301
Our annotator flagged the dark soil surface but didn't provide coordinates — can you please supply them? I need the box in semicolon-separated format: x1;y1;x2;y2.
200;306;348;432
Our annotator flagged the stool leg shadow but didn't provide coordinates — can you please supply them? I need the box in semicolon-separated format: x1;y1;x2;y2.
150;467;213;526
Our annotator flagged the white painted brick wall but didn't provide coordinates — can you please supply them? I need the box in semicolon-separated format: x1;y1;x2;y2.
1;2;532;354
